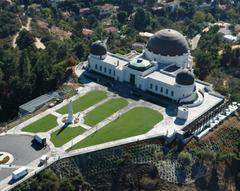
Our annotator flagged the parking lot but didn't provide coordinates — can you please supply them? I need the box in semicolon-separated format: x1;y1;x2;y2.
0;134;49;180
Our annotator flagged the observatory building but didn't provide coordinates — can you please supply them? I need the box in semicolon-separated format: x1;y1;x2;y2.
86;29;230;138
87;29;208;105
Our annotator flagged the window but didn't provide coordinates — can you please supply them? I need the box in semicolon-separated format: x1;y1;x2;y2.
150;84;153;89
165;89;168;95
113;71;115;76
100;66;102;71
139;84;141;89
171;91;174;97
104;67;107;73
95;64;98;69
160;87;163;92
117;77;119;81
155;85;158;91
109;69;111;74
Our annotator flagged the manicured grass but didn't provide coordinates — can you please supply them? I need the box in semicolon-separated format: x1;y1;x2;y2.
22;115;57;133
84;98;128;126
50;127;86;147
69;107;163;150
57;90;107;114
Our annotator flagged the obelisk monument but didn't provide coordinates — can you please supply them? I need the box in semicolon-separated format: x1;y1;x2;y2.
66;100;73;124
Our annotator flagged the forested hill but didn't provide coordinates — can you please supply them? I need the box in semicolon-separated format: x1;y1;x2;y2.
0;1;83;123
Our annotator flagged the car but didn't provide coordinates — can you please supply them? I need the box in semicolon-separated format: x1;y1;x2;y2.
39;155;49;166
48;102;55;108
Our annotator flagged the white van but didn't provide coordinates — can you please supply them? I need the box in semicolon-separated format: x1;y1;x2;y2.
12;167;28;180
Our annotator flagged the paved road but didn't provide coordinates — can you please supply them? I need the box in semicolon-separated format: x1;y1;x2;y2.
0;168;16;181
191;34;201;50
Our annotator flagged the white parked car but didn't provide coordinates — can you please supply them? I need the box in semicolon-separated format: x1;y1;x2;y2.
39;155;49;165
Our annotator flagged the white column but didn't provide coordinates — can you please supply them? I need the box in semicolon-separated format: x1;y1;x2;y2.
66;100;73;124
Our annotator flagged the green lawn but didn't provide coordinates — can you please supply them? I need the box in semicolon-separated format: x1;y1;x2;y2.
22;115;57;133
69;107;163;150
50;127;86;147
84;98;128;126
57;90;107;114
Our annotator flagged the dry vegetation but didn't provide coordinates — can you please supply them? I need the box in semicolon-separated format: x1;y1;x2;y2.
31;20;72;40
186;115;240;155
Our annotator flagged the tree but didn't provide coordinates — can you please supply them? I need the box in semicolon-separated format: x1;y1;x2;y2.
146;0;157;7
119;0;134;14
16;29;35;50
0;11;21;38
221;44;232;66
73;42;87;60
184;22;201;38
87;15;98;28
134;8;150;31
117;11;127;24
205;13;215;22
56;43;68;62
193;11;205;23
19;51;31;79
194;49;213;79
59;179;74;191
67;56;78;67
52;62;66;86
0;68;3;80
0;68;6;101
33;53;51;94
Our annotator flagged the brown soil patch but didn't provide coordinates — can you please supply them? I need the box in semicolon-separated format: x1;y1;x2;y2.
0;156;10;164
36;20;72;40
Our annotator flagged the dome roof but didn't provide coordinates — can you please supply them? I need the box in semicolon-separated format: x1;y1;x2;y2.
176;70;195;85
128;58;152;71
146;29;189;56
90;41;107;56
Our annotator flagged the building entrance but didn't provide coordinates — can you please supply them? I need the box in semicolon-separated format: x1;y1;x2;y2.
130;74;135;85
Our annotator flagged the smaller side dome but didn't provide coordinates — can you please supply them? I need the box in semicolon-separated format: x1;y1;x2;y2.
90;41;107;56
176;70;195;85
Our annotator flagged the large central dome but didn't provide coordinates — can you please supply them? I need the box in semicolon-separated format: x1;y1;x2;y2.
146;29;189;56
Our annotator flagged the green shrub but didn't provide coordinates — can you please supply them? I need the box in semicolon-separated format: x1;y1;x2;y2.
178;151;192;166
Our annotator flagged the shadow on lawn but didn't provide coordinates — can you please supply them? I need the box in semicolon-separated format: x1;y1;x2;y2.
56;124;69;136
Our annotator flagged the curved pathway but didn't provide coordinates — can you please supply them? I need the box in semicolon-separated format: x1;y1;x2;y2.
12;17;32;48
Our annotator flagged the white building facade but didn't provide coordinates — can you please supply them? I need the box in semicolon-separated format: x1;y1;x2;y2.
88;29;199;103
